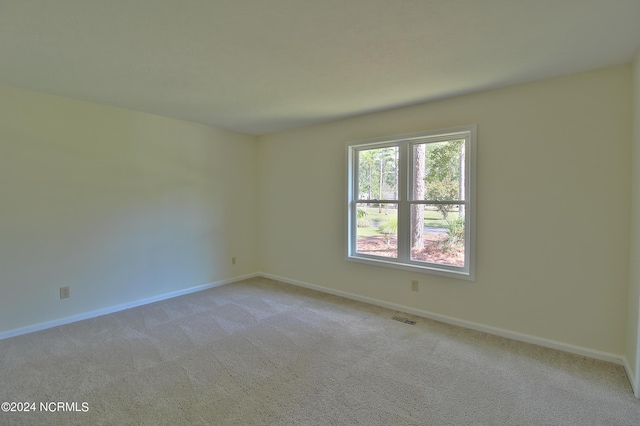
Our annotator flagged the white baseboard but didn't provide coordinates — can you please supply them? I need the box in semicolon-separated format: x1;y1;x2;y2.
259;272;626;367
621;356;639;398
0;273;258;341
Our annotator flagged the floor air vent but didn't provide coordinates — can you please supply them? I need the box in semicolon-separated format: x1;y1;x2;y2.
392;316;416;325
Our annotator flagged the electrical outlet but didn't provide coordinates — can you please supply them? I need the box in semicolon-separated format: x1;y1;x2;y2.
60;286;70;299
411;280;419;292
232;257;236;265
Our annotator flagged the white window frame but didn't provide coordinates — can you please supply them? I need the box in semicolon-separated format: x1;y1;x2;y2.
346;125;476;280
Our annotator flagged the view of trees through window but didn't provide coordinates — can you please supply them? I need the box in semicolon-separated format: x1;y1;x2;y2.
356;146;399;258
355;139;465;267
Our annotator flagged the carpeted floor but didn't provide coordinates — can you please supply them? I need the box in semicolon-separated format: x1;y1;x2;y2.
0;276;638;425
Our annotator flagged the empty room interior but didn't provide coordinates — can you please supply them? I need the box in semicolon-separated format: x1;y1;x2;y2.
1;0;640;424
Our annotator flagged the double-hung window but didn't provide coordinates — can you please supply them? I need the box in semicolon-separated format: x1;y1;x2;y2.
347;125;476;280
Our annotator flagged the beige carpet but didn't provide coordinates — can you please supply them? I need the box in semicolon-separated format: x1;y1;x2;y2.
0;277;638;425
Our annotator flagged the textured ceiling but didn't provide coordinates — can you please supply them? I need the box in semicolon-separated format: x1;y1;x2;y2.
1;0;639;135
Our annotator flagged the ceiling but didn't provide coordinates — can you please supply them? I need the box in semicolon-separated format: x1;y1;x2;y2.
1;0;639;135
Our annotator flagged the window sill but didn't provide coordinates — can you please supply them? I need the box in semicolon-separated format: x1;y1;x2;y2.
346;254;475;281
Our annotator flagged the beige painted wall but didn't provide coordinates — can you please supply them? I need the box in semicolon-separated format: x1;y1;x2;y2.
0;85;258;334
628;50;640;395
258;65;632;355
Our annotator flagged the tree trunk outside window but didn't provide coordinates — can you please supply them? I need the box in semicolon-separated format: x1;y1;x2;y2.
412;144;425;249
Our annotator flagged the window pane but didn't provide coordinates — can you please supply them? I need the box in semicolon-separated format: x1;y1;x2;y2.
410;204;465;267
413;140;465;201
355;203;398;258
357;146;399;201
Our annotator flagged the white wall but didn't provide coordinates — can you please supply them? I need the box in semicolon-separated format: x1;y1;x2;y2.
258;65;632;355
627;50;640;396
0;85;258;335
